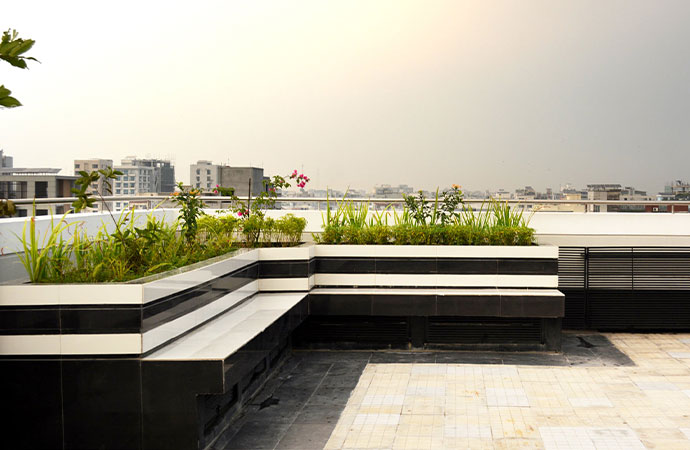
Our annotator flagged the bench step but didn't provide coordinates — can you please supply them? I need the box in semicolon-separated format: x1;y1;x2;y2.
145;292;307;361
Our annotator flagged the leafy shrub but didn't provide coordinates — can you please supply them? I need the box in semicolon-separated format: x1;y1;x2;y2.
316;224;534;246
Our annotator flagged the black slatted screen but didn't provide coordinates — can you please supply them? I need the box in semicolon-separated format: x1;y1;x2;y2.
559;246;690;330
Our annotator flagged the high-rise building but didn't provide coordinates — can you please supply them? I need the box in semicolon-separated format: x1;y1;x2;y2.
112;157;175;211
190;161;269;196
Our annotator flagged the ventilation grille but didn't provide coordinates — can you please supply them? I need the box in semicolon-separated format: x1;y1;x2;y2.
427;317;542;344
588;290;690;330
558;247;586;289
295;316;409;344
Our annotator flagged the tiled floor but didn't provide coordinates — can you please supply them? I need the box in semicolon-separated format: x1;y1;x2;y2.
214;333;690;449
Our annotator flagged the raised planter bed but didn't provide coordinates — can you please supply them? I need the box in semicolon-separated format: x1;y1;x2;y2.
1;243;563;450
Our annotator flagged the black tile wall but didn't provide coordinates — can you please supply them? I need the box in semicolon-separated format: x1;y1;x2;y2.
3;360;63;450
142;360;223;450
315;257;557;276
0;307;60;334
60;306;141;334
436;295;501;316
62;359;143;450
375;258;436;274
309;294;373;315
371;294;437;316
315;258;376;274
259;260;309;278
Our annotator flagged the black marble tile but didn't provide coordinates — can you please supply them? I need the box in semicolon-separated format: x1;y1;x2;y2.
437;295;501;316
371;294;436;316
62;359;142;450
224;420;292;449
500;353;568;366
142;269;254;332
142;360;223;450
320;372;362;387
497;258;558;275
3;360;63;450
0;307;60;334
292;350;372;364
437;258;498;274
375;257;436;274
259;260;309;278
500;295;564;318
293;404;344;424
306;385;354;405
369;352;437;363
434;352;504;364
275;423;335;449
60;306;141;333
315;257;376;273
309;294;372;315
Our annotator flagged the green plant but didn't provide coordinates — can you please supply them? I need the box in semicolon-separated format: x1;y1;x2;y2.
213;185;235;196
15;209;74;282
71;167;123;212
171;182;205;242
1;29;38;108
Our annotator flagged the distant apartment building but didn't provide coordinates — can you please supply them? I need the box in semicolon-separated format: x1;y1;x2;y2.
0;165;76;216
586;184;621;212
587;184;650;212
0;149;13;168
112;157;175;212
190;161;220;191
515;186;536;201
491;189;513;200
373;184;414;198
190;161;269;197
661;180;690;199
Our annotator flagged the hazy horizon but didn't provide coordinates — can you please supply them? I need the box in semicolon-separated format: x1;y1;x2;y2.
2;1;690;195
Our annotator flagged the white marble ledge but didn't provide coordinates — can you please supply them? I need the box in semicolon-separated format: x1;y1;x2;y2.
145;292;307;361
309;287;563;297
314;245;558;259
0;284;144;306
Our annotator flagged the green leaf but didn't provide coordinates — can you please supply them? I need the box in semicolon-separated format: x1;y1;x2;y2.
0;94;21;108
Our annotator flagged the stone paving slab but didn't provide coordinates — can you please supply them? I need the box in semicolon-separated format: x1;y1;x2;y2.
325;333;690;449
213;333;690;449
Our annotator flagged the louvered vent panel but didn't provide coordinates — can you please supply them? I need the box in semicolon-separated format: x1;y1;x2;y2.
587;248;632;290
632;248;690;290
558;247;586;289
588;290;690;330
561;289;587;329
427;317;541;344
295;316;409;344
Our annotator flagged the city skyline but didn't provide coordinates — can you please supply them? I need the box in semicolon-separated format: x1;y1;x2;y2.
2;1;690;195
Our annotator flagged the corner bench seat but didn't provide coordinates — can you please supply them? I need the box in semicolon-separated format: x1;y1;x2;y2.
145;292;307;361
140;292;308;450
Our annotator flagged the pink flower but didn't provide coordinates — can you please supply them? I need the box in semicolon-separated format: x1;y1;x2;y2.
237;211;244;217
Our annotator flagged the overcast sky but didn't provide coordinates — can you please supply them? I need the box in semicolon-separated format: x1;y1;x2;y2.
2;1;690;194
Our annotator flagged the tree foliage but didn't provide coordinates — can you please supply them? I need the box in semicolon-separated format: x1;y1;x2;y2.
0;29;38;108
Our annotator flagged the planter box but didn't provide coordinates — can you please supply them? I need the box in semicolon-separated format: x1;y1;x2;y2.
1;244;563;450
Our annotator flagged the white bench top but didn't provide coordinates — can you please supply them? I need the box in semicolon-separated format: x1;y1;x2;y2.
145;292;307;361
309;288;564;297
